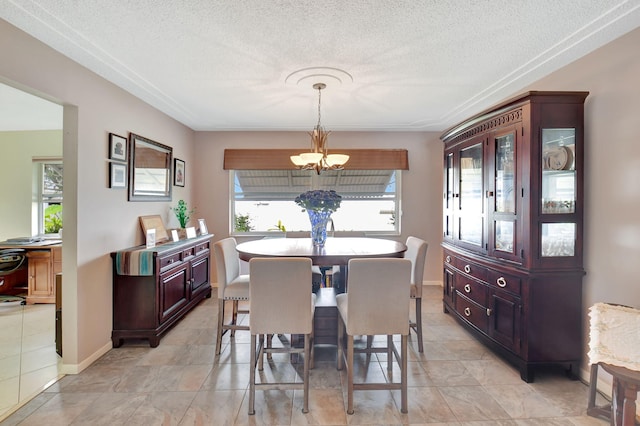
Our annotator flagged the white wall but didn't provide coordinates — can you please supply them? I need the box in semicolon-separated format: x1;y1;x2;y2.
0;130;62;240
0;20;195;370
193;131;444;284
520;27;640;377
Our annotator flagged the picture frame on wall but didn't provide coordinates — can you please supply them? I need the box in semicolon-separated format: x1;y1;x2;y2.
109;162;127;188
174;158;185;187
109;133;127;162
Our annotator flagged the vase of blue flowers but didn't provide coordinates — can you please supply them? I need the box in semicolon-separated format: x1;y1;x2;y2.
295;190;342;247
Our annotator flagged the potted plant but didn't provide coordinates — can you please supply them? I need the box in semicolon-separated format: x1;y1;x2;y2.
171;199;196;230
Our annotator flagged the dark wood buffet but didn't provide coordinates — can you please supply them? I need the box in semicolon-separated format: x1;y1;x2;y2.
111;235;212;347
440;91;588;382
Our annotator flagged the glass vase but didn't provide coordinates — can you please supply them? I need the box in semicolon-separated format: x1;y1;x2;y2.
307;210;332;247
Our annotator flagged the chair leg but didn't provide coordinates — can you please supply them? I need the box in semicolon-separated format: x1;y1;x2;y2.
415;297;423;353
249;333;257;415
231;300;238;337
347;334;354;415
588;364;599;412
337;314;344;371
303;333;310;413
215;299;225;355
258;334;265;371
387;335;393;372
401;334;408;414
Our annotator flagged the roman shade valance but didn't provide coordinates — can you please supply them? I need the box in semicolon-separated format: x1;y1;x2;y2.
223;149;409;170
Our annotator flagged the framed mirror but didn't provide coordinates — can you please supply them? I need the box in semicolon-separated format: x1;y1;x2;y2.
128;133;173;201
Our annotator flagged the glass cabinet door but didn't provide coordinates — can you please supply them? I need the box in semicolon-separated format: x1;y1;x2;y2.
493;133;516;255
458;142;484;247
443;152;455;240
541;128;577;257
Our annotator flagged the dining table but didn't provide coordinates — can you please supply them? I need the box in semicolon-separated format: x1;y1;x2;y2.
235;236;407;266
235;236;408;346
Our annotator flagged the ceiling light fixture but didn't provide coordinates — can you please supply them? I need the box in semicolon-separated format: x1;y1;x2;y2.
290;83;349;174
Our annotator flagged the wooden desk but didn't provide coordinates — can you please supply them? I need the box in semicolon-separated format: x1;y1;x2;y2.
236;237;407;266
0;241;62;304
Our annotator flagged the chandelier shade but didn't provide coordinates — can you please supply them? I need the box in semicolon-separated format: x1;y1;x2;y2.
290;83;349;174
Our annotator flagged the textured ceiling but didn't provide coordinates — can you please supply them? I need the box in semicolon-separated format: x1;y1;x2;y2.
1;1;640;132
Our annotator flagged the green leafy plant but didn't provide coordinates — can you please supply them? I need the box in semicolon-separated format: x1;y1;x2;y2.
44;205;63;234
234;213;254;232
268;220;287;232
171;199;196;228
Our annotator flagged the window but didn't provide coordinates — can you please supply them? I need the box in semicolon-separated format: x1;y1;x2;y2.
230;169;401;235
33;159;63;235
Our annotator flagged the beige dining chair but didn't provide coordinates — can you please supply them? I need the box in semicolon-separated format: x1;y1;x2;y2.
213;237;250;356
336;257;412;415
285;231;323;291
248;257;315;415
324;231;366;292
405;236;428;353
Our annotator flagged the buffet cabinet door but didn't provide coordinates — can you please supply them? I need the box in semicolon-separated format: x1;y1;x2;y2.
159;263;189;323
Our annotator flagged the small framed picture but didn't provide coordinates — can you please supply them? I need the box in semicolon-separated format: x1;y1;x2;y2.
171;229;180;242
109;133;127;162
174;158;185;187
145;229;156;249
109;163;127;188
198;219;208;235
185;226;197;239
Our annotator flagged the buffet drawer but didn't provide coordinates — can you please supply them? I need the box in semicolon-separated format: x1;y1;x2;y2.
456;274;487;307
446;253;488;282
487;270;522;296
159;252;182;270
455;292;488;333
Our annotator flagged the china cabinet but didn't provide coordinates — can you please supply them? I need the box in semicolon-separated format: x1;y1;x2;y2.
111;235;212;347
441;91;588;382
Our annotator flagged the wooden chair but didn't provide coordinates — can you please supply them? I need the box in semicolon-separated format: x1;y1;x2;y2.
587;302;640;425
248;257;315;414
213;237;250;355
336;257;412;414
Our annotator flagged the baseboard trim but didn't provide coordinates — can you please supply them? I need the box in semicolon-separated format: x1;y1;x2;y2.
60;341;112;374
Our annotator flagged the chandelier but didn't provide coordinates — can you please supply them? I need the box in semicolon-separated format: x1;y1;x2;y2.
290;83;349;174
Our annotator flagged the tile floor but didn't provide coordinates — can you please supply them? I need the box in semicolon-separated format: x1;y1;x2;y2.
0;301;63;420
1;286;610;425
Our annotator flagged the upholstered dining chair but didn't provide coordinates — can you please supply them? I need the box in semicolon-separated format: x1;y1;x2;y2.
285;231;323;291
213;237;250;356
587;302;640;425
405;236;428;353
336;257;412;415
248;257;315;415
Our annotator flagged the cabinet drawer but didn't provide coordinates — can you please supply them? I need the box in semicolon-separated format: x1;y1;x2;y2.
194;242;210;255
487;270;522;296
456;274;487;307
455;292;488;333
159;253;182;270
182;247;195;258
448;255;488;282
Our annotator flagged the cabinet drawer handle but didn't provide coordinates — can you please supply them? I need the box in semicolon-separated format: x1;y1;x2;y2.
464;284;471;293
464;307;471;317
496;277;507;287
464;265;471;274
486;308;492;316
168;259;174;264
446;255;451;263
